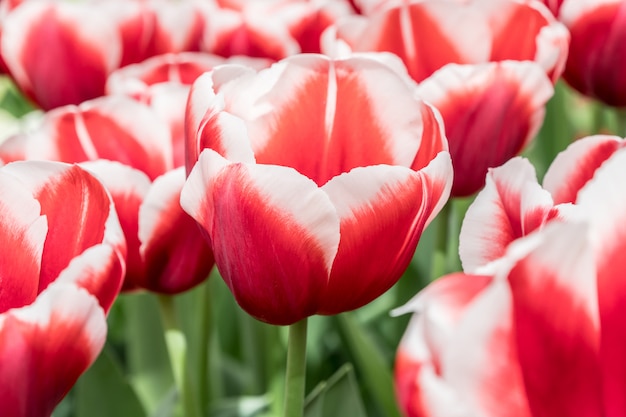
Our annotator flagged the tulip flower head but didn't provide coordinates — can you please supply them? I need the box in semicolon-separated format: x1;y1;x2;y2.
181;53;453;325
0;160;126;417
396;137;626;417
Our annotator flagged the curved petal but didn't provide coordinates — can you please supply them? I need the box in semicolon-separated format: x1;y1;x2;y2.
0;170;47;314
417;61;553;197
459;157;561;273
80;160;152;292
220;54;443;186
506;222;602;417
0;282;106;417
1;1;121;109
576;147;626;415
543;134;624;204
2;161;126;303
181;149;340;325
327;1;491;82
320;152;452;314
139;167;214;294
561;0;626;106
185;68;256;172
395;273;495;417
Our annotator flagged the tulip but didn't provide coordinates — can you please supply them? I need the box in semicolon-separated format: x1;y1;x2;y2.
0;160;126;417
1;0;122;109
106;52;271;167
396;145;626;416
181;53;453;325
103;0;207;67
322;0;569;84
560;0;626;106
0;96;214;294
417;60;554;196
459;134;625;272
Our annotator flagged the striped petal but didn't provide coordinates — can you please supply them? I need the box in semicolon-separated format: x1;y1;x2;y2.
320;152;452;314
507;222;602;417
459;157;562;273
216;54;442;186
0;282;106;417
576;147;626;415
80;160;151;292
0;170;47;314
560;0;626;106
417;61;553;197
2;161;126;310
1;1;121;109
543;134;624;204
181;149;340;325
139;167;214;293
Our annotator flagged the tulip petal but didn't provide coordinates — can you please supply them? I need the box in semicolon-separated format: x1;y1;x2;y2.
395;273;496;417
80;160;152;292
2;161;125;302
139;168;214;293
1;1;121;109
221;54;438;186
459;157;561;273
507;222;602;417
576;147;626;416
0;171;47;314
543;134;623;204
0;282;106;417
182;149;340;325
417;61;553;196
320;152;452;314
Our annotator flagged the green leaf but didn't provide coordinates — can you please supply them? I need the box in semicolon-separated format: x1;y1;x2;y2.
123;293;175;415
335;313;402;417
207;396;271;417
75;347;146;417
304;364;367;417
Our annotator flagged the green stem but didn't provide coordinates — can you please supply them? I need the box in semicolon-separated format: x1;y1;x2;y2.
282;319;308;417
157;295;197;417
431;201;451;280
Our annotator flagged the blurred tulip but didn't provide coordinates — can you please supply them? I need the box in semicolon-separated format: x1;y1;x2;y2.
417;61;554;196
1;1;122;109
181;54;453;325
459;134;625;272
0;96;214;294
0;160;126;417
322;0;569;83
560;0;626;106
397;145;626;416
106;52;271;167
104;0;208;67
0;96;173;179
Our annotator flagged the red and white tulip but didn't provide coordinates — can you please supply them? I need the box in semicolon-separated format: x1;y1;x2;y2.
0;160;126;416
181;54;453;325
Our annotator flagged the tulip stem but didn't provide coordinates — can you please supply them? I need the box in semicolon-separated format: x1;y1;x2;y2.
157;295;197;417
282;318;308;417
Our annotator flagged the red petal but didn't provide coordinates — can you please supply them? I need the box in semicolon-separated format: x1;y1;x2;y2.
459;157;561;273
222;54;442;186
543;134;623;204
1;2;121;109
561;1;626;106
576;147;626;415
0;282;106;417
80;160;151;293
2;162;124;301
507;222;602;417
182;149;340;325
320;153;451;314
139;168;214;293
0;170;47;313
